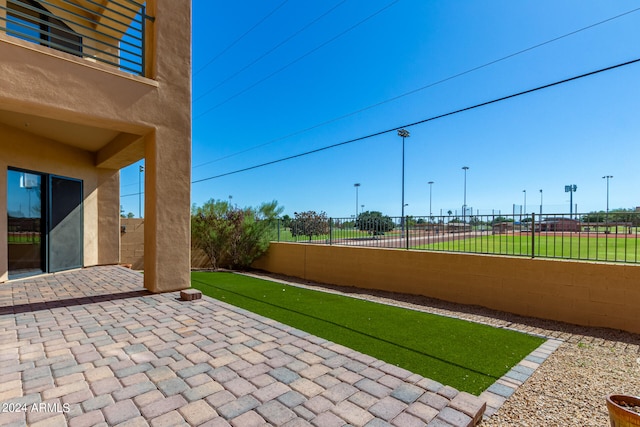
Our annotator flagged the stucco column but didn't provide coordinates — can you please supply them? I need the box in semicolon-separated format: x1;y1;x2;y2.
143;129;190;292
142;0;191;293
97;168;120;265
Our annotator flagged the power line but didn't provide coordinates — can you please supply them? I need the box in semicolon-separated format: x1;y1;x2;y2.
194;0;400;119
190;57;640;185
193;0;290;77
122;191;143;198
194;0;348;103
124;56;640;198
192;6;640;170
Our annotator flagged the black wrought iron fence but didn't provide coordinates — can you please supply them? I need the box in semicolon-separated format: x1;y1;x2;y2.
0;0;153;76
272;212;640;264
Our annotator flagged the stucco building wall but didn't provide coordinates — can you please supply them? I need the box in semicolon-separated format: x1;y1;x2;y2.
0;0;191;292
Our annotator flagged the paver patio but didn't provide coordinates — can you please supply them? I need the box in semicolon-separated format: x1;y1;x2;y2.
0;266;519;426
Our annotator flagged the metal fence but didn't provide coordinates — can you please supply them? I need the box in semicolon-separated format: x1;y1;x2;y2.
0;0;153;75
273;212;640;264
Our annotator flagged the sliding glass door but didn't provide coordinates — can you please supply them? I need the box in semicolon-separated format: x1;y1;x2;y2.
7;168;83;278
7;169;44;278
48;175;83;272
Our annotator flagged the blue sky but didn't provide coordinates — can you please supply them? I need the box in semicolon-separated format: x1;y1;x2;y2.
120;1;640;219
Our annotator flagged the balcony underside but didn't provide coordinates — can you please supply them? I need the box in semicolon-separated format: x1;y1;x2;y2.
0;107;145;169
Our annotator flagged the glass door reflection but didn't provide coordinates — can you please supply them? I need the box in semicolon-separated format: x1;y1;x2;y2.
7;169;44;279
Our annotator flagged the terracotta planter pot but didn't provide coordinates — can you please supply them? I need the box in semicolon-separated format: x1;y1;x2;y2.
607;395;640;427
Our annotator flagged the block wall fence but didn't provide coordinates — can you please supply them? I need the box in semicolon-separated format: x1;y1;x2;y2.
251;242;640;335
120;218;144;270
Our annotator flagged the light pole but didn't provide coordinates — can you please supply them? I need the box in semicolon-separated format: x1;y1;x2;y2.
361;204;365;213
603;175;613;232
602;175;613;214
428;181;434;219
354;183;361;218
462;166;469;223
521;189;526;231
539;189;543;216
564;184;577;219
138;164;144;218
398;129;410;237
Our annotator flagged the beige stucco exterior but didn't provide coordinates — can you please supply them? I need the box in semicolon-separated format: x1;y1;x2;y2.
253;242;640;335
120;218;144;270
0;0;191;292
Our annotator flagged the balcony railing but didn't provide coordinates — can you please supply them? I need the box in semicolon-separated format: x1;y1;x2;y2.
0;0;154;76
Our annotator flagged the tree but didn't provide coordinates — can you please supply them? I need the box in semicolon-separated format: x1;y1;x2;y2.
469;216;484;226
191;200;235;270
491;216;514;225
341;219;355;229
289;211;329;240
191;199;282;270
583;208;640;226
355;211;394;235
582;211;605;223
121;205;135;219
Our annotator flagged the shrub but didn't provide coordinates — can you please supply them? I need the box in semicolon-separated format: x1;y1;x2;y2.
191;199;282;270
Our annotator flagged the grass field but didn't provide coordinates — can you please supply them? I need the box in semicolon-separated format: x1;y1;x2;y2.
415;234;640;262
273;227;640;263
7;235;40;244
191;271;544;395
275;228;376;242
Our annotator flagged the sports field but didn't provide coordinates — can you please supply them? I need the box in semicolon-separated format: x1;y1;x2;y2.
415;233;639;262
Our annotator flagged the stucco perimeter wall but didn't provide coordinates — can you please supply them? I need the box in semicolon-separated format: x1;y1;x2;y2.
120;218;145;270
252;242;640;335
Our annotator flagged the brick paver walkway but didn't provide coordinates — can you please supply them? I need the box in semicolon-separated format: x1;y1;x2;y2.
0;266;493;426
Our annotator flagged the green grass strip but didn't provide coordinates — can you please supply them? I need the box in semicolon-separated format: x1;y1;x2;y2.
191;272;544;395
415;234;638;262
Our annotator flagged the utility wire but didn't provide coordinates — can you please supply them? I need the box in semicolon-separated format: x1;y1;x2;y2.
193;0;290;77
192;6;640;169
194;0;400;119
188;57;640;185
194;0;348;103
123;54;640;197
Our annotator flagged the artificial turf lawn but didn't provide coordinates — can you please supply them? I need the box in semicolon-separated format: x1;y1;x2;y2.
191;271;545;395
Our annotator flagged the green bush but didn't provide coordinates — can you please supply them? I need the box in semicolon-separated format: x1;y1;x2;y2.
191;199;282;270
